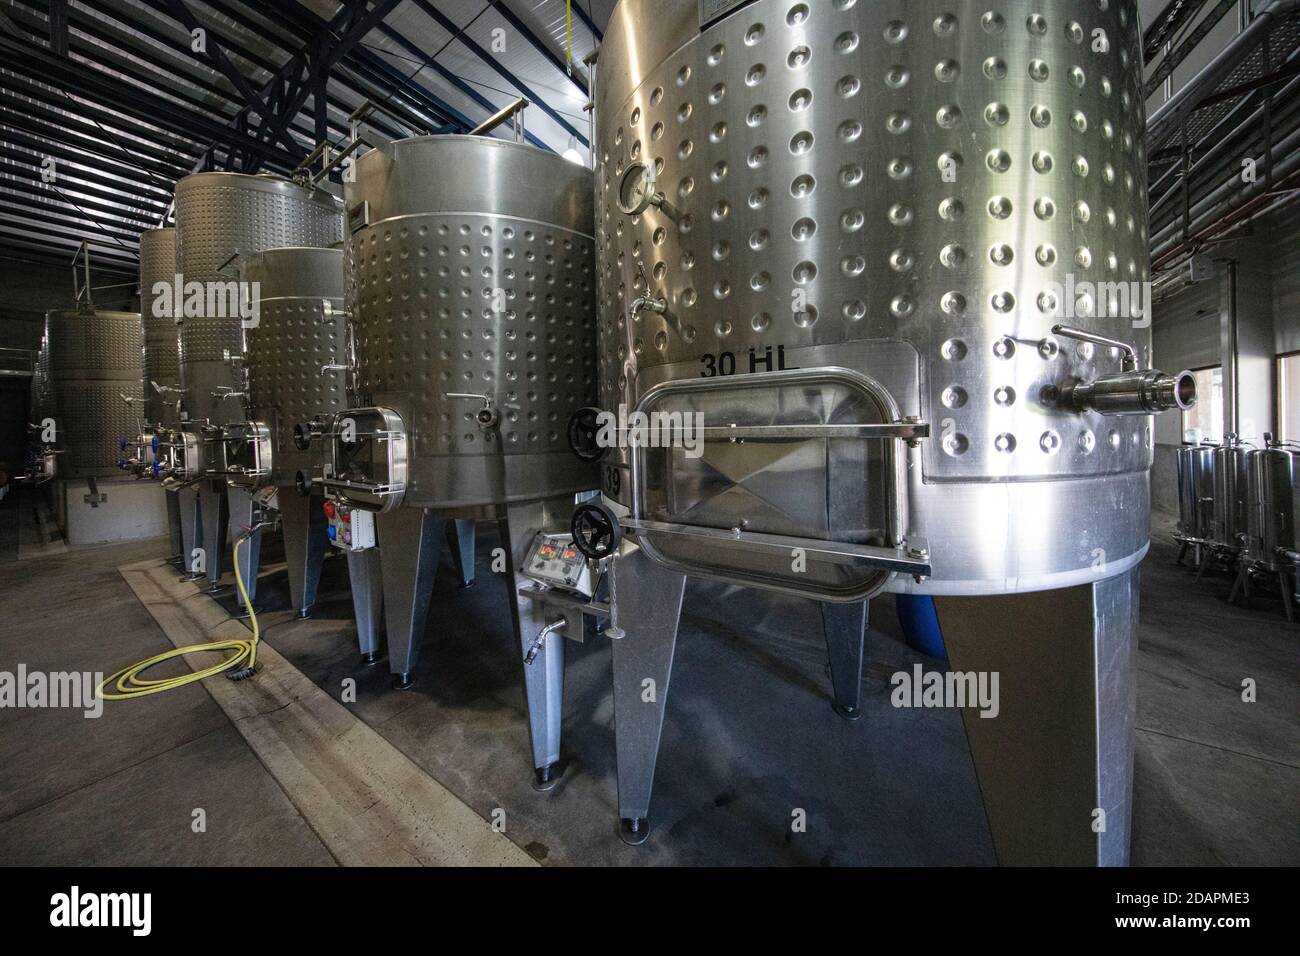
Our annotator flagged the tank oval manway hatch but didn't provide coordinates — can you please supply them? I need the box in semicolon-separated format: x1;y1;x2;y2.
623;365;930;601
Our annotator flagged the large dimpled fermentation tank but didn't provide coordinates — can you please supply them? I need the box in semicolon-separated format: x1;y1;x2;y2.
591;0;1192;861
172;172;343;588
330;134;597;785
44;308;143;478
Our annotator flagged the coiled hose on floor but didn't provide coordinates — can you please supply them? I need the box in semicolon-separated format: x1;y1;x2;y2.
98;533;261;700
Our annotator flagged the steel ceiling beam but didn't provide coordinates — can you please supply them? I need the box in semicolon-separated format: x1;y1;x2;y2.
0;125;176;199
0;177;156;230
0;110;190;182
409;0;587;146
494;0;589;97
0;145;172;210
47;0;67;54
0;155;169;217
367;19;548;146
0;35;304;168
0;75;199;170
159;0;303;157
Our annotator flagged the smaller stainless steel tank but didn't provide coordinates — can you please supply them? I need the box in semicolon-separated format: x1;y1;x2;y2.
220;246;350;617
1212;436;1252;550
236;246;347;490
1245;436;1300;570
45;308;144;478
1177;443;1217;542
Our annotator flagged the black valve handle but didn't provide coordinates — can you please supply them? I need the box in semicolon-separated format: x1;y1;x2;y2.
567;406;606;462
571;501;621;559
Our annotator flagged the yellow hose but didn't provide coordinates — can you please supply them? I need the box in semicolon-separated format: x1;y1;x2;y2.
98;534;261;700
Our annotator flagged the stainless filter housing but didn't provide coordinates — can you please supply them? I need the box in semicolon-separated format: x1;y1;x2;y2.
1245;441;1299;569
344;135;598;508
1176;443;1216;542
241;246;348;487
139;227;181;428
173;172;343;429
596;0;1156;595
45;308;144;478
1211;437;1251;549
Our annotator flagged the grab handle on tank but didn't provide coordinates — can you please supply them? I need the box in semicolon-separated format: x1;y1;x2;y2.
1052;325;1140;370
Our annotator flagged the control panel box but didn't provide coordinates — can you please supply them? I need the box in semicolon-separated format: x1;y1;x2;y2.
324;498;375;551
522;533;594;596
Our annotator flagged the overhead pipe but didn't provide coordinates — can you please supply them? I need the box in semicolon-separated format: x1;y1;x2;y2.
1149;70;1300;223
1150;100;1300;246
1147;0;1300;152
1151;124;1300;264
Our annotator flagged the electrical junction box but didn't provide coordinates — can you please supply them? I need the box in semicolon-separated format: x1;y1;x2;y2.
522;533;594;597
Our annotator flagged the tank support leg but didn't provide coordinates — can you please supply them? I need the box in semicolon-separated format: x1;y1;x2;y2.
280;491;329;617
347;547;385;664
1195;548;1212;580
165;488;183;564
934;569;1139;866
1228;563;1246;603
502;498;571;789
821;600;867;720
226;485;263;612
198;480;229;591
376;508;441;689
448;518;476;588
610;546;687;845
1278;570;1294;623
177;485;202;578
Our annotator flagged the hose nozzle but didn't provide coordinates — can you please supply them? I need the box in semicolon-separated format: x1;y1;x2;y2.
524;619;566;665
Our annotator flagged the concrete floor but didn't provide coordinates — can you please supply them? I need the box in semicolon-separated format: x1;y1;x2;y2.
1;485;1296;866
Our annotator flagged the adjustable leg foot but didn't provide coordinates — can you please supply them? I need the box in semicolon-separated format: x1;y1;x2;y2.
822;600;867;720
833;702;863;721
361;651;381;666
296;605;313;620
391;672;414;691
531;763;560;792
619;817;650;846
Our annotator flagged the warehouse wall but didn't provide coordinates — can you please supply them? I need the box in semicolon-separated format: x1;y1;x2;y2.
1151;207;1300;518
0;255;138;476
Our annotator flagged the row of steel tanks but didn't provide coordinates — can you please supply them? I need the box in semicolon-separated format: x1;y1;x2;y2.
122;140;597;791
125;175;359;621
110;0;1203;864
575;0;1195;861
1176;435;1300;618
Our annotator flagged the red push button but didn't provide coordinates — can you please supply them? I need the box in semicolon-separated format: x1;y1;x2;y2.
323;500;337;520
